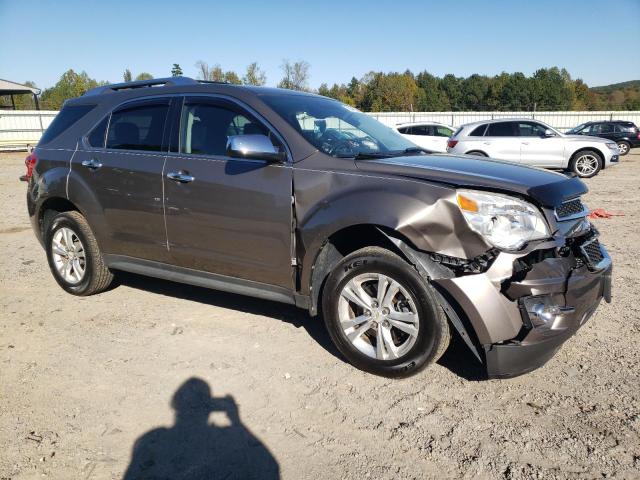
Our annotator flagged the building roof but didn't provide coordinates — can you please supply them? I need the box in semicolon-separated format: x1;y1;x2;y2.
0;79;40;95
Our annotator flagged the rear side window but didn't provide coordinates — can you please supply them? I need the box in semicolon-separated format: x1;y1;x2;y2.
87;116;109;148
590;123;614;134
106;102;169;151
486;122;516;137
469;125;487;136
38;104;95;145
397;127;410;134
615;123;637;133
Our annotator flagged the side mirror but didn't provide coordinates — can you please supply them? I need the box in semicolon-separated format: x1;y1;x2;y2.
226;134;286;163
543;129;556;137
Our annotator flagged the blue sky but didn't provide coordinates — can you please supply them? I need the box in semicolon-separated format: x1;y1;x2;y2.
1;0;639;90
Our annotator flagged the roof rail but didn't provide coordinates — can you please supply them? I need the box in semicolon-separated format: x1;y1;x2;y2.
83;76;199;96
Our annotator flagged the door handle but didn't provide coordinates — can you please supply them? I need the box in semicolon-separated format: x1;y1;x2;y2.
81;158;102;170
167;171;195;183
483;142;491;145
522;142;529;145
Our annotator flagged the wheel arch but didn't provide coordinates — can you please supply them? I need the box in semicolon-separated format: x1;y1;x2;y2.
464;150;488;157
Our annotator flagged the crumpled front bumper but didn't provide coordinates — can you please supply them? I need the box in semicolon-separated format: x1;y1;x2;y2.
431;236;612;378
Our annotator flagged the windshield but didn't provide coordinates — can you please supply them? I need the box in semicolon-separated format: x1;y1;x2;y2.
566;123;587;134
259;93;417;158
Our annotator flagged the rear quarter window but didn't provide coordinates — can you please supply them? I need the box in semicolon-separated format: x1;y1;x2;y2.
38;104;96;145
468;124;487;136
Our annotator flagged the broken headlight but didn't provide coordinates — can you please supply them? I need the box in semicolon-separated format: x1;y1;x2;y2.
456;189;550;250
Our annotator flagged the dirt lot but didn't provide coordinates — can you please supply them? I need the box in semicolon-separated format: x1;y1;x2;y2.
1;151;639;480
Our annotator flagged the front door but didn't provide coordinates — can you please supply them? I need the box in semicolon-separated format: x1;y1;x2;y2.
163;96;293;288
72;98;171;262
517;122;565;167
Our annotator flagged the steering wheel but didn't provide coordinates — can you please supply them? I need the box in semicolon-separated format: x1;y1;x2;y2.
327;140;357;157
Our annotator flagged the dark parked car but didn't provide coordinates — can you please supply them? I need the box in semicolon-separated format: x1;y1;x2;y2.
567;120;640;156
25;77;612;378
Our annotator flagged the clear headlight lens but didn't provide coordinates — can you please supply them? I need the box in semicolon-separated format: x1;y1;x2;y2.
456;189;550;250
606;142;618;150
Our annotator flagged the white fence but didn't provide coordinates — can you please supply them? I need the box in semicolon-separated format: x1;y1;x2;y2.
1;110;640;150
0;110;57;150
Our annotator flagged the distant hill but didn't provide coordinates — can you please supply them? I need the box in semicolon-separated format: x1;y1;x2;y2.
589;80;640;109
592;80;640;93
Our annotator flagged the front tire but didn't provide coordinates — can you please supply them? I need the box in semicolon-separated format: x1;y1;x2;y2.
322;247;449;378
617;141;630;156
569;150;602;178
45;211;113;296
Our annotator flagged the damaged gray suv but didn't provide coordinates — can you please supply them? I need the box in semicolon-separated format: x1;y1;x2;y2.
26;77;612;378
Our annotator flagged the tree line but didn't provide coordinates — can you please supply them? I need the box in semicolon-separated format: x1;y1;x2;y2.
3;62;639;111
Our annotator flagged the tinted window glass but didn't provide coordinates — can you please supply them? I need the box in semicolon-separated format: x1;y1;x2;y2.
615;123;637;133
39;104;95;145
397;127;410;134
486;122;516;137
409;125;432;136
434;126;453;137
87;116;109;148
517;122;547;137
590;123;614;134
469;125;487;136
106;103;169;151
180;102;280;156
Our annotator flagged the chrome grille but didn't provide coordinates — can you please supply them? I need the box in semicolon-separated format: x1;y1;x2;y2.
580;238;604;269
555;198;586;220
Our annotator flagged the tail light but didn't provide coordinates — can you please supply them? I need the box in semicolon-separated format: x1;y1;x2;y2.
21;152;37;182
637;132;640;139
447;139;458;149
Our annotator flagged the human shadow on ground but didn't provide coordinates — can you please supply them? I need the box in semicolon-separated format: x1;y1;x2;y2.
123;377;280;480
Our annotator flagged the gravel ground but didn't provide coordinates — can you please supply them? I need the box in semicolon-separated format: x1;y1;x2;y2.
1;151;639;480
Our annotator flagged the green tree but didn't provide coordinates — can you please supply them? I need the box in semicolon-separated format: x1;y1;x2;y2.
135;72;153;81
123;69;132;82
361;72;420;111
40;69;106;110
243;62;267;86
171;64;183;77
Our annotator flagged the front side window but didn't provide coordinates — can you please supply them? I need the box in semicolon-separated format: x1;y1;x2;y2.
517;122;547;137
106;102;169;151
434;126;453;137
485;122;517;137
180;101;281;156
590;123;614;134
259;93;415;158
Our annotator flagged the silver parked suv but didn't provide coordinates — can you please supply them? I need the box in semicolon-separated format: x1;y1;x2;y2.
25;78;612;379
446;119;619;178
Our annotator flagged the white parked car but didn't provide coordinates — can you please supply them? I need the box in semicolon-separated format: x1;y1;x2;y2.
395;121;455;153
446;119;619;178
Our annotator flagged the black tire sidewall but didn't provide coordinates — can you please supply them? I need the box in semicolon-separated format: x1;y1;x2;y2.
571;150;602;178
45;214;95;295
322;251;445;377
617;141;630;156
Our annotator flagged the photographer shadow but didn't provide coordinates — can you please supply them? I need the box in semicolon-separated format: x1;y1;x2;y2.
123;377;280;480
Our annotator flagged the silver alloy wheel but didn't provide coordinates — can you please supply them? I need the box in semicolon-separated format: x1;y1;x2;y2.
618;143;629;155
575;154;599;176
51;227;86;284
338;273;420;360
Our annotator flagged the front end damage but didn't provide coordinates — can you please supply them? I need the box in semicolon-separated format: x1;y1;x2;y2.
387;215;612;379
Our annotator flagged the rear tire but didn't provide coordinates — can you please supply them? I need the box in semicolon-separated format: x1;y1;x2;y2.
45;211;113;296
321;247;450;378
569;150;602;178
617;141;630;156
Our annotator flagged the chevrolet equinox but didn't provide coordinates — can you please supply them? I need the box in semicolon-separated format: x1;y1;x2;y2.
25;77;613;378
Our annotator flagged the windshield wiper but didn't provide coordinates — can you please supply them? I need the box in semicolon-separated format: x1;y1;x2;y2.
399;147;432;155
337;152;395;160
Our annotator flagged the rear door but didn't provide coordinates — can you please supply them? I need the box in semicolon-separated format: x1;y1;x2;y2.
163;96;293;288
517;121;565;167
591;122;616;141
481;121;521;162
72;98;171;262
399;125;435;150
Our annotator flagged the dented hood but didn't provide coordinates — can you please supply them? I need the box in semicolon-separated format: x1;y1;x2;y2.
356;154;587;207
